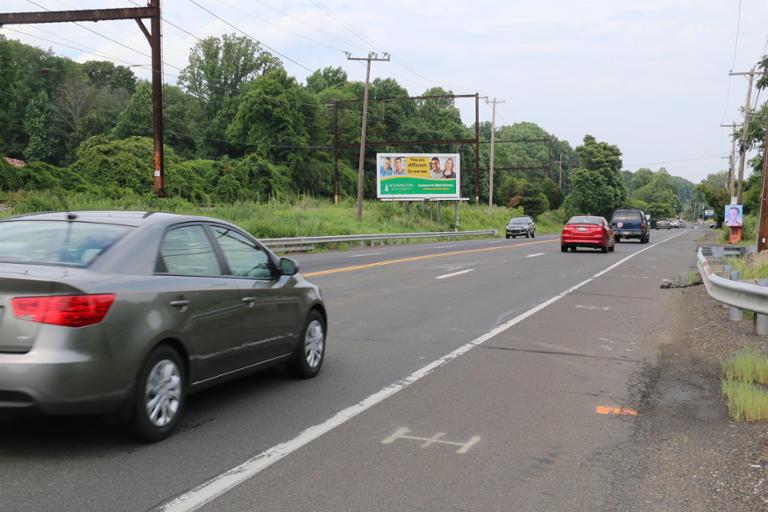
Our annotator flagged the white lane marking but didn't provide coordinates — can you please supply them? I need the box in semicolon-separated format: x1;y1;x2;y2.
435;244;457;249
575;304;610;311
526;252;545;258
436;268;475;280
156;230;689;512
348;252;386;258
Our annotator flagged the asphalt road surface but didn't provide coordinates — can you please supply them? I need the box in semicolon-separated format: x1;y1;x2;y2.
0;229;698;512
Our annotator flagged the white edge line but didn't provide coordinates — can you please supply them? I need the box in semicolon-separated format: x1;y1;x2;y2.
525;252;546;258
435;268;475;280
156;230;688;512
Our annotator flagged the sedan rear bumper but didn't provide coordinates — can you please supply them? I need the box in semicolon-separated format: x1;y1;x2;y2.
0;329;139;415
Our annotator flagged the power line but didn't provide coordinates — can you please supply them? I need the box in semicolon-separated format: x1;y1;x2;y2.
25;0;183;72
188;0;314;73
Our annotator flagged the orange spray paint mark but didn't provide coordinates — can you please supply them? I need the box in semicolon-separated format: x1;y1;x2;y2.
596;406;638;416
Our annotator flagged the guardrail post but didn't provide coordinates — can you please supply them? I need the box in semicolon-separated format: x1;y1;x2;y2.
756;278;768;335
729;270;743;321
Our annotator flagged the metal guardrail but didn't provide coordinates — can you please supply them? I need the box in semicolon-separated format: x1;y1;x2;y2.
697;247;768;315
261;229;497;249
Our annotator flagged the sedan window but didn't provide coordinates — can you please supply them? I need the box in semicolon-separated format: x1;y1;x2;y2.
211;226;273;280
158;225;222;276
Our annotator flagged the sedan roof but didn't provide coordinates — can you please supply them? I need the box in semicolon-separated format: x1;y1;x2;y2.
3;211;212;228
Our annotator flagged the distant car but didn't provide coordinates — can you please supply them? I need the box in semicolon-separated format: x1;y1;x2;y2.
670;218;681;228
506;216;535;239
561;215;615;253
0;211;327;441
657;219;671;229
610;208;649;244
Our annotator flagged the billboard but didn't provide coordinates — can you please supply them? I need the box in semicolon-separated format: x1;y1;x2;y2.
377;153;460;199
704;208;714;218
725;204;743;227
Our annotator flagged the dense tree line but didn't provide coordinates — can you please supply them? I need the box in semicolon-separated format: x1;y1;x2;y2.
0;33;690;218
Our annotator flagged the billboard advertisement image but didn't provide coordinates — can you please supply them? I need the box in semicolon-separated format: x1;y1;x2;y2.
377;153;460;199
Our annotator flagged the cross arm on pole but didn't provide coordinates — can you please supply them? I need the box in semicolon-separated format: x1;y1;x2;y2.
0;7;155;25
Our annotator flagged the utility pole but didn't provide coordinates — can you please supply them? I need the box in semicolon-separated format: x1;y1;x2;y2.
757;68;768;251
0;1;166;196
721;122;740;201
346;51;389;221
730;68;756;203
485;97;504;215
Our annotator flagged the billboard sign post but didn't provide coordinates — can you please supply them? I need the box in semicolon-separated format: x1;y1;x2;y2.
377;153;460;200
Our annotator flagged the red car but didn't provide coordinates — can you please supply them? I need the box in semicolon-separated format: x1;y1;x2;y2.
561;215;615;253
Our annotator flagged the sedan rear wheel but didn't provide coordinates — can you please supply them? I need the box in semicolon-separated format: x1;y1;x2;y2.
131;345;185;442
289;310;326;379
561;245;567;253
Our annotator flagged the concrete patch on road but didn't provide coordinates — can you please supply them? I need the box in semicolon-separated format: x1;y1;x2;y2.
381;427;481;454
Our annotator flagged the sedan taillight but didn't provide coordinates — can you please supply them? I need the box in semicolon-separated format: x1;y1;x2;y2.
12;294;116;327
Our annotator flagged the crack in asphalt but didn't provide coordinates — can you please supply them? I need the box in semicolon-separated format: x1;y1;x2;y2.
479;345;645;364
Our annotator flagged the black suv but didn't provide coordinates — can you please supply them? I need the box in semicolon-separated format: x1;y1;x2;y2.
610;208;649;243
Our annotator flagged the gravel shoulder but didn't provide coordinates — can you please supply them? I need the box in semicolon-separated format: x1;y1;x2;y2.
613;231;768;511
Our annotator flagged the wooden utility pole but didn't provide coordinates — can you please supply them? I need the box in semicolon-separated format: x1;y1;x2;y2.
758;121;768;251
485;97;504;215
347;52;389;221
721;122;740;200
730;68;756;204
0;1;166;196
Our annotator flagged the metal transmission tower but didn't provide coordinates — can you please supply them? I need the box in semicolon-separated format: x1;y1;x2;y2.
485;97;505;215
730;68;757;204
0;1;167;197
0;1;166;196
346;51;390;221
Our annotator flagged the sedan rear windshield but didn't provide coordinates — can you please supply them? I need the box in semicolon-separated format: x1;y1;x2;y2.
567;216;602;225
0;220;131;267
612;211;642;221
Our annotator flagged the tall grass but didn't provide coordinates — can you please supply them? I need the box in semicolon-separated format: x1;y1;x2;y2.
722;347;768;385
722;379;768;421
723;256;768;280
0;191;532;239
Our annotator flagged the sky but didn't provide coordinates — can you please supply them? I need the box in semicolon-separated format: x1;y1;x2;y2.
2;0;768;184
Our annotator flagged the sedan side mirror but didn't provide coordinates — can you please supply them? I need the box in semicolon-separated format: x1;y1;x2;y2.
279;257;300;276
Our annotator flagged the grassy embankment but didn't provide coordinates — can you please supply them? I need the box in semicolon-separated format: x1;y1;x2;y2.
0;190;564;240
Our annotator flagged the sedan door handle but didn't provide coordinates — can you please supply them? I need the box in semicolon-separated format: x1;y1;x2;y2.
241;296;257;308
169;300;190;309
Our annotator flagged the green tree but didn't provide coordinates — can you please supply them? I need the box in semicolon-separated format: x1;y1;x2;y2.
541;178;564;210
564;135;627;218
179;33;280;156
696;172;730;224
631;168;654;191
82;61;136;93
23;91;57;163
306;66;347;93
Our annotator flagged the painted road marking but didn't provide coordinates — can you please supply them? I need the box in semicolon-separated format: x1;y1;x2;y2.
526;252;545;258
156;230;688;512
348;252;386;258
381;427;481;454
435;244;457;249
575;304;611;311
304;239;556;278
436;268;475;280
596;406;638;416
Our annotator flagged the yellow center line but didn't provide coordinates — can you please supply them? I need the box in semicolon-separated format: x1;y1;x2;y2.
304;239;558;278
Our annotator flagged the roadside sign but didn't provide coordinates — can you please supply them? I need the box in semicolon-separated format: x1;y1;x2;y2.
377;153;460;200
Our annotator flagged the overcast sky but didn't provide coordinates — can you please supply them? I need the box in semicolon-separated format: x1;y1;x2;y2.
2;0;767;183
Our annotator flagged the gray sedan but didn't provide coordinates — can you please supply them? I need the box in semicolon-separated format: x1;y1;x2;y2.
0;211;327;441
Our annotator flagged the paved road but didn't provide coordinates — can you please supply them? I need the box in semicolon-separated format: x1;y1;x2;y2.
0;230;697;512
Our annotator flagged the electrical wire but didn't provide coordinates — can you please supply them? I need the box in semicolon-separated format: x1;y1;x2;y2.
25;0;183;72
188;0;314;73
